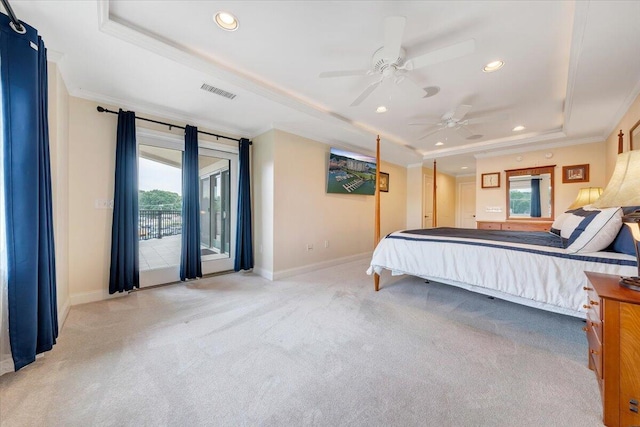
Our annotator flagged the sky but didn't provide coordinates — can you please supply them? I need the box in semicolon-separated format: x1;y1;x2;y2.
139;158;182;195
330;148;376;164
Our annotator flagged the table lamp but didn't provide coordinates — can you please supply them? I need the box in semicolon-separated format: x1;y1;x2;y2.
568;187;603;209
592;151;640;290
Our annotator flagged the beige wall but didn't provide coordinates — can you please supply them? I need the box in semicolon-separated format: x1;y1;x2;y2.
475;142;607;221
251;129;407;278
252;130;276;276
47;62;70;322
605;92;640;177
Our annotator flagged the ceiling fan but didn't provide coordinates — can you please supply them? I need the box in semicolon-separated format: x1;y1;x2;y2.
410;105;505;140
319;16;475;106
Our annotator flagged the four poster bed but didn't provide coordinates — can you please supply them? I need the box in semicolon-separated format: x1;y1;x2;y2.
368;137;638;318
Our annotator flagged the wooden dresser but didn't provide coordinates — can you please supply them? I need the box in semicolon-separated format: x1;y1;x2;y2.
476;221;552;232
584;271;640;427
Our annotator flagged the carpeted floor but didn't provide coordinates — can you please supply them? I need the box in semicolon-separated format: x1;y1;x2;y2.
0;259;602;426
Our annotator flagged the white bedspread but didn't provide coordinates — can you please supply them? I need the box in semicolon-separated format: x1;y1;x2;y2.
367;230;637;318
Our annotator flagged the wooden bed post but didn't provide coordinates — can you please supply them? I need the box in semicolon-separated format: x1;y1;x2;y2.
618;130;624;154
433;159;437;228
374;135;381;291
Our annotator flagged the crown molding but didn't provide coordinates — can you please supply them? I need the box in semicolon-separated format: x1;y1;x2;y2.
604;74;640;141
473;135;603;158
422;129;565;159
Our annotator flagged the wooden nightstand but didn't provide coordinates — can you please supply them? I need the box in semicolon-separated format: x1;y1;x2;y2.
584;271;640;427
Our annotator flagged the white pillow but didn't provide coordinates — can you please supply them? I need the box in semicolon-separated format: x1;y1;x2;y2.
550;210;574;236
561;207;623;253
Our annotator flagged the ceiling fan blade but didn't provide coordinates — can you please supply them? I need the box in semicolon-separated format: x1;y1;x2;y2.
350;79;383;106
383;16;406;61
409;121;441;126
455;126;474;139
408;38;476;70
418;127;443;140
319;70;370;78
465;113;510;125
451;104;473;121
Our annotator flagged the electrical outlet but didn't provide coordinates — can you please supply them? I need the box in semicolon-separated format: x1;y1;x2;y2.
94;199;109;209
306;244;313;251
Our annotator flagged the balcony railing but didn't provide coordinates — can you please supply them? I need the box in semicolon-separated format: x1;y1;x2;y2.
139;209;182;240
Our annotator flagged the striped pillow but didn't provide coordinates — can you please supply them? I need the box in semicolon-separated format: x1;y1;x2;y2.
561;207;623;253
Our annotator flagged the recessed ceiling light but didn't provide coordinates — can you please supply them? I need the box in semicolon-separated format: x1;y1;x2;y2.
461;166;469;170
512;125;525;131
483;60;504;73
376;105;388;113
435;141;444;146
214;11;239;31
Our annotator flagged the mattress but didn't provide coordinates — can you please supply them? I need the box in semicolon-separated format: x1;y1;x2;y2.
367;228;638;318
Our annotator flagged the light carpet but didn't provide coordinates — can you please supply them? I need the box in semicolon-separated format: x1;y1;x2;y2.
0;259;602;426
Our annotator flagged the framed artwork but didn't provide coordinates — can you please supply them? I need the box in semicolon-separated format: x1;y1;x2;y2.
562;164;589;183
378;172;389;192
631;119;640;151
481;172;500;188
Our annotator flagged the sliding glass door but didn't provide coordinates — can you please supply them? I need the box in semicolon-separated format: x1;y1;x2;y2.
137;130;238;286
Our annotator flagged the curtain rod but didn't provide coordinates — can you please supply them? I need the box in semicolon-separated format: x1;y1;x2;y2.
1;0;24;33
96;106;250;144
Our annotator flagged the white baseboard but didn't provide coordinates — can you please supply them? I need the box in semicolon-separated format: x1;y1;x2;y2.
57;298;71;327
70;289;126;306
272;252;372;281
252;266;273;280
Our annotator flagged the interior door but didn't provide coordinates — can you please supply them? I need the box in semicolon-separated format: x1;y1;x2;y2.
458;181;477;228
423;175;434;228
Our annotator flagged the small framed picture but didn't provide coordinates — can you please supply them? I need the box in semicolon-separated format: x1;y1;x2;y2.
378;172;389;192
481;172;500;188
562;164;589;183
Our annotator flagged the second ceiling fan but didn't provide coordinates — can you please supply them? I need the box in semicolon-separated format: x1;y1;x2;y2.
319;16;475;106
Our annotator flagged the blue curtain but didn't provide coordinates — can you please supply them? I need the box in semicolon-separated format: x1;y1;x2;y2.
109;110;139;293
234;138;253;271
531;178;541;217
1;16;58;370
180;125;202;280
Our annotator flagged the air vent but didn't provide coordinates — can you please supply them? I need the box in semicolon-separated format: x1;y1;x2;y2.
200;83;237;100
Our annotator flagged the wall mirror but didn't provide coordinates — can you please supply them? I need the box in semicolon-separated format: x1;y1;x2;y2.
505;165;555;220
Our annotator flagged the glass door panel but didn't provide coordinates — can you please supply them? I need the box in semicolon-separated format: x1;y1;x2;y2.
138;143;183;286
198;148;236;275
200;177;211;248
212;172;222;252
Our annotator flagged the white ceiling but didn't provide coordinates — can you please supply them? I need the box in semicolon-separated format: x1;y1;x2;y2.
11;0;640;175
